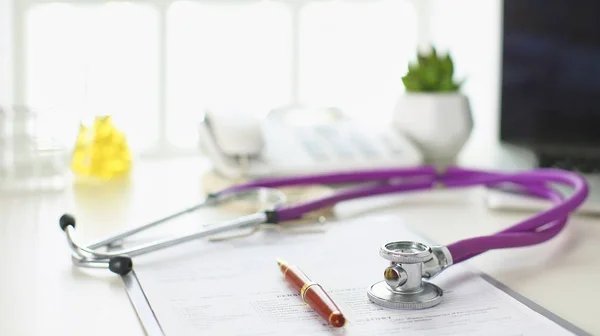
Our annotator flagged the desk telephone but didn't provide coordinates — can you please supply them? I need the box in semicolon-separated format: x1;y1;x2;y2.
198;108;423;179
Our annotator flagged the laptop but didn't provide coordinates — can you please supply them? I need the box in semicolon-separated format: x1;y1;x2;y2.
488;0;600;215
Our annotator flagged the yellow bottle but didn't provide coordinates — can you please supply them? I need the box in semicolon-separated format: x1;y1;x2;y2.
71;115;132;180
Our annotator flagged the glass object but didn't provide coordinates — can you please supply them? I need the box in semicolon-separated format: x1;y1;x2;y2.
0;106;70;193
71;115;132;181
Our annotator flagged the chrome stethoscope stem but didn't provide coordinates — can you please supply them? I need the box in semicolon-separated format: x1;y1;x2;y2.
86;198;220;250
81;188;280;251
64;212;267;266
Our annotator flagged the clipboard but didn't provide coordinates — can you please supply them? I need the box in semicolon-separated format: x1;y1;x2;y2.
116;215;592;336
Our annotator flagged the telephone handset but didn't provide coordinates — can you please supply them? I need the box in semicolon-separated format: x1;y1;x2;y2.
198;108;423;179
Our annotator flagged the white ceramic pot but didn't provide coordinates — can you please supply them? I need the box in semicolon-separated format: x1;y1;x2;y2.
392;92;473;165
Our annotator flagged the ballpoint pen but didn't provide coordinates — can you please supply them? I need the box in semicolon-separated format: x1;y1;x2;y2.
276;258;346;328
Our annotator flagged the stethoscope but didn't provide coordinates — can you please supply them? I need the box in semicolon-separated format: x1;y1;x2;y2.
59;165;588;310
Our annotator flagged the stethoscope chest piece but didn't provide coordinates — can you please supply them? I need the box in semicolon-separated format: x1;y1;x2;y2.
367;241;444;310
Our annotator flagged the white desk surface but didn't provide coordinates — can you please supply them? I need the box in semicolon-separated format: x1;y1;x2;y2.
1;155;599;336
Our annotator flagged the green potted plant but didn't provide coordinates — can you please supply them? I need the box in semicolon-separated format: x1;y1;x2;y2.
392;46;472;165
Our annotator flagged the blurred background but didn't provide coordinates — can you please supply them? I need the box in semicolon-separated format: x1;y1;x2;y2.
1;0;599;196
0;0;501;156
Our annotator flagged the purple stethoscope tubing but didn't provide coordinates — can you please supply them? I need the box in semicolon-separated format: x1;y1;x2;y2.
218;165;589;265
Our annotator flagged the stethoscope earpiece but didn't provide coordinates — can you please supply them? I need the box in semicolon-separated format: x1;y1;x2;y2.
109;256;133;275
59;213;76;231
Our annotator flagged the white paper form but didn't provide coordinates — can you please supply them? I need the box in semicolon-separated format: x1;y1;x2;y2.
130;215;578;336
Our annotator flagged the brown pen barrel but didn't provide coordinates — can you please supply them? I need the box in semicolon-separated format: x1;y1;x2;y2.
280;264;311;292
302;283;345;327
278;262;346;327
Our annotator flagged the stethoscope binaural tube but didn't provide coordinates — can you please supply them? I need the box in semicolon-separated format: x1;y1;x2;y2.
445;169;588;263
251;168;587;224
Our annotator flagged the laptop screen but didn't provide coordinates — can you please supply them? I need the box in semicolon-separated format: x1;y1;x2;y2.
500;0;600;152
